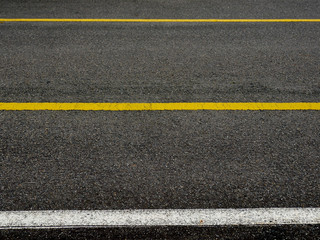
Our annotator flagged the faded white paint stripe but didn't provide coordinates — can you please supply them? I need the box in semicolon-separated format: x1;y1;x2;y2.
1;208;320;229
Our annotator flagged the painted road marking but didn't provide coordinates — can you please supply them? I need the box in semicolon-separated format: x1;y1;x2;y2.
1;208;319;229
1;18;320;23
0;102;320;111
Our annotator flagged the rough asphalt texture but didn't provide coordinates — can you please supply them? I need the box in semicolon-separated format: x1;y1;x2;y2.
1;225;320;240
1;0;320;19
1;111;320;210
1;23;320;103
1;0;320;238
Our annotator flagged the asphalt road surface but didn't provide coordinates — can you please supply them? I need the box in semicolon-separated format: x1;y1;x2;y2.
1;0;320;239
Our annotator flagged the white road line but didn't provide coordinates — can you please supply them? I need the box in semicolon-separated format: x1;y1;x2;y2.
1;208;320;229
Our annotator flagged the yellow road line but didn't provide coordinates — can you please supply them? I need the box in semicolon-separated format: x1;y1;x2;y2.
0;102;320;111
1;18;320;23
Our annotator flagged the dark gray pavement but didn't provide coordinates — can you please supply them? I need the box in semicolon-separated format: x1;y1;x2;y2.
1;225;320;240
0;0;319;19
1;23;320;103
1;111;320;210
1;0;320;238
